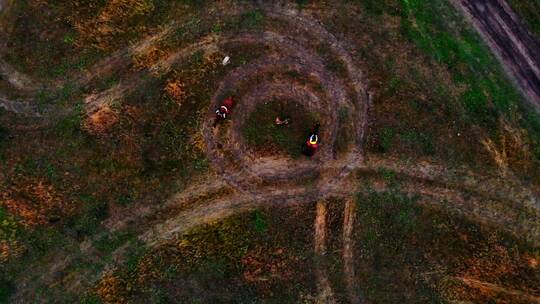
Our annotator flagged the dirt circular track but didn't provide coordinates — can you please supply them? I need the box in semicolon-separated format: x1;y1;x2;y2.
202;5;369;197
3;2;540;303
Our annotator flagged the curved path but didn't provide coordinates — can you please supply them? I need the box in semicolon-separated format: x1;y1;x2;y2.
2;1;540;302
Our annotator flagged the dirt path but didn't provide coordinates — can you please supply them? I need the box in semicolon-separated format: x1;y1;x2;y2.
0;60;43;92
5;2;540;302
140;180;357;246
314;200;336;304
342;198;364;304
364;155;540;246
451;0;540;110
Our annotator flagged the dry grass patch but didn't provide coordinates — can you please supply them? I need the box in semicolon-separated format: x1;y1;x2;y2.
83;106;119;135
95;272;130;304
164;78;186;105
482;118;535;176
132;46;167;71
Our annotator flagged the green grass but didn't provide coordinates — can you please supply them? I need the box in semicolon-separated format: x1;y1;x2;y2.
243;99;319;158
508;0;540;38
55;107;83;138
253;209;268;232
401;129;435;155
94;231;133;255
350;0;540;173
0;280;13;304
401;1;503;124
92;206;315;303
79;294;102;304
358;191;419;246
406;0;540;166
0;126;8;145
400;0;540;140
377;127;396;153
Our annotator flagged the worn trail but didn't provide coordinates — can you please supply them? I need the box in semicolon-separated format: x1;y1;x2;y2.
314;200;336;304
343;198;363;304
3;2;540;303
451;0;540;110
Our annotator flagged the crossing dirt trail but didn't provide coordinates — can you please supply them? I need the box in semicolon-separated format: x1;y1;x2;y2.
1;1;540;302
454;276;540;303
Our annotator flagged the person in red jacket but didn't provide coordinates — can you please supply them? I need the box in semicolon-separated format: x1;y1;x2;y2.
304;123;321;157
214;96;234;127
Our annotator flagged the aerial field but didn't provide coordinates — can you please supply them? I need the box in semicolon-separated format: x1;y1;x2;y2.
0;0;539;303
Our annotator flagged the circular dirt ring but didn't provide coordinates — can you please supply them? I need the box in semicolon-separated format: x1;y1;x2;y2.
202;6;369;196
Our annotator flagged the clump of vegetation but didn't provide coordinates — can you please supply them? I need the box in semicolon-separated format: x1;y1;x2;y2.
0;207;19;242
164;78;186;106
67;198;107;238
95;272;130;304
243;99;319;158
